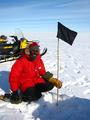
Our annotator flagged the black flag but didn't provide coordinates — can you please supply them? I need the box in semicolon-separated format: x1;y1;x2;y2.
57;22;77;45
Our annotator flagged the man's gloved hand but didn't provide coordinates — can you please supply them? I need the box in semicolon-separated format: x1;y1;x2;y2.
42;71;62;89
48;77;62;89
10;91;22;104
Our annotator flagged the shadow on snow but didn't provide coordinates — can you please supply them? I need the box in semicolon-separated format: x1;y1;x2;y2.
32;94;90;120
0;71;10;92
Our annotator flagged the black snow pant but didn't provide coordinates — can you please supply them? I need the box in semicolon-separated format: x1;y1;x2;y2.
21;81;54;102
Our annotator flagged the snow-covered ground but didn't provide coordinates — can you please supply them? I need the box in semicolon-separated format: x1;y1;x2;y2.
0;32;90;120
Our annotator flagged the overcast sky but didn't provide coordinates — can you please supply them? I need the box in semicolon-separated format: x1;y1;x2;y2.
0;0;90;33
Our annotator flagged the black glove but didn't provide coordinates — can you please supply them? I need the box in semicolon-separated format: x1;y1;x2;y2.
10;91;22;104
42;71;53;81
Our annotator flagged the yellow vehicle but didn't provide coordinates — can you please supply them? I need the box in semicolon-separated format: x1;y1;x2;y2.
0;35;7;43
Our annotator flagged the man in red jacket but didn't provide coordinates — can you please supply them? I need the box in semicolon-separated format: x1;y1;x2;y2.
9;41;62;104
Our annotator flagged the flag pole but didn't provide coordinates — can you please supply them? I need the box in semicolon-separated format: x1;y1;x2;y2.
56;38;60;106
56;21;77;106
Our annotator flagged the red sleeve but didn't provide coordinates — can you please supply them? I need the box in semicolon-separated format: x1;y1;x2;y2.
9;59;23;92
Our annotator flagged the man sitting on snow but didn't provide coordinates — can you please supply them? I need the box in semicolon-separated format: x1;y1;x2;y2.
9;41;62;104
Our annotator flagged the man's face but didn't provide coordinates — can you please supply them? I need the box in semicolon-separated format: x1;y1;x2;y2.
29;46;40;60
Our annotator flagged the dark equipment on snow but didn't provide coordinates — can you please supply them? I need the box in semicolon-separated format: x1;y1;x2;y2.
0;35;20;63
0;35;47;63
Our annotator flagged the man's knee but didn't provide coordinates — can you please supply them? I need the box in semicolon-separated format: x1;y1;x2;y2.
22;87;42;102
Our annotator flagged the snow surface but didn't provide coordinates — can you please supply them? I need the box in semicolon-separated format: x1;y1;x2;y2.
0;32;90;120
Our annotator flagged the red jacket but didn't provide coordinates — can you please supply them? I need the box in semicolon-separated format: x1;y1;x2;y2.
9;54;46;92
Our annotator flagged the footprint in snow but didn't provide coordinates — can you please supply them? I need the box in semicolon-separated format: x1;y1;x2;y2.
83;89;90;95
